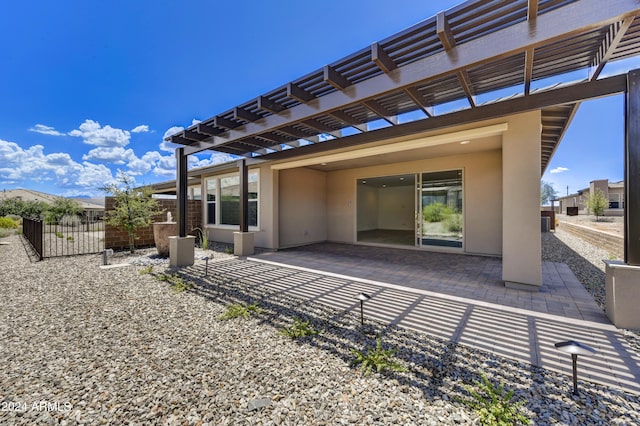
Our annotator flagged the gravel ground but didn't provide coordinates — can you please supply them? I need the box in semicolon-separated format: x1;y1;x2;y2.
542;229;640;352
1;234;639;425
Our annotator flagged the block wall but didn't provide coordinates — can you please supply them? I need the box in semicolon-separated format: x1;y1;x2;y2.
104;197;202;251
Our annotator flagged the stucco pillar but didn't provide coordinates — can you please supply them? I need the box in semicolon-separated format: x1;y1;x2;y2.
502;111;542;290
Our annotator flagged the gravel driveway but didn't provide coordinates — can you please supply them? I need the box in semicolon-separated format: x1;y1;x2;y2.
1;234;639;425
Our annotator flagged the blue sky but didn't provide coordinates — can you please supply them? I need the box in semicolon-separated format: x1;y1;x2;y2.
0;1;636;197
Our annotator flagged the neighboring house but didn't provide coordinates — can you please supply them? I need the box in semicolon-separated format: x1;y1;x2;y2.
0;188;105;220
558;179;625;216
154;0;640;293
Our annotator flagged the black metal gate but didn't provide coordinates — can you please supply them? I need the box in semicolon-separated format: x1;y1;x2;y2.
22;214;105;260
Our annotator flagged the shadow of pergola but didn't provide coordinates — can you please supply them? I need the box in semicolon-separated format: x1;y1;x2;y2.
167;257;640;421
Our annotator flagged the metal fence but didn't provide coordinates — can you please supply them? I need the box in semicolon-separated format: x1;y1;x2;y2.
22;214;105;260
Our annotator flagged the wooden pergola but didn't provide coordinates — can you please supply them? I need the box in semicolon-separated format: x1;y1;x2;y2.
166;0;640;265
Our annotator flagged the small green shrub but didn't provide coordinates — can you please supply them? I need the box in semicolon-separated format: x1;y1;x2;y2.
139;265;153;275
218;303;261;320
280;318;320;339
350;337;407;375
444;213;462;232
55;231;64;238
460;373;530;425
155;272;192;293
224;246;233;255
193;227;209;251
5;214;22;225
0;228;13;238
0;216;19;229
422;202;452;222
66;236;74;241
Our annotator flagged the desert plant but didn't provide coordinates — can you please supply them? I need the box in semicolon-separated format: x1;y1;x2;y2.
280;317;320;339
422;202;452;222
55;231;64;238
460;373;530;426
224;246;233;255
155;272;192;293
0;216;20;229
192;227;209;250
444;212;462;232
66;236;74;241
218;302;261;320
44;197;83;224
139;265;153;275
101;171;163;253
585;188;608;221
350;337;407;375
0;228;13;238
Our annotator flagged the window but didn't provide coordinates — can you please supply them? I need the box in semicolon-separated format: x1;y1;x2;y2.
609;193;620;209
206;178;216;225
204;171;259;228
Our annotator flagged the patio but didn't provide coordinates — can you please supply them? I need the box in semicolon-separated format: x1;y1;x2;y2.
184;243;640;394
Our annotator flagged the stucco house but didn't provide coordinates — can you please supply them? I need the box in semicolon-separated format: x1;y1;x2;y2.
0;188;105;220
558;179;625;216
153;0;640;327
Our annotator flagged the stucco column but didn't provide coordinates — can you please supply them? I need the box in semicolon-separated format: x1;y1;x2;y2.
502;111;542;289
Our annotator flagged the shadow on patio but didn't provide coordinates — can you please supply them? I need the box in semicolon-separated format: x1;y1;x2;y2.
176;251;640;399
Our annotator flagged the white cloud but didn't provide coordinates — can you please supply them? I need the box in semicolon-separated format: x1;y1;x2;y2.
68;119;131;147
191;118;201;125
127;151;163;176
159;126;184;153
28;124;65;136
82;147;137;164
550;167;569;174
0;138;116;190
131;124;149;133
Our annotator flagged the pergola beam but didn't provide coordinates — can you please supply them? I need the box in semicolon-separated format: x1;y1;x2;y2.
404;87;434;117
214;116;241;130
528;0;539;21
363;100;398;125
260;74;626;162
371;42;397;73
197;123;224;136
257;96;286;114
234;107;261;123
287;82;315;103
437;11;456;51
324;65;352;90
177;0;640;155
590;17;635;80
457;70;476;107
524;48;535;95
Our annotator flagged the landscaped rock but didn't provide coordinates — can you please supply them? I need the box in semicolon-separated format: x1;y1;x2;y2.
0;233;638;425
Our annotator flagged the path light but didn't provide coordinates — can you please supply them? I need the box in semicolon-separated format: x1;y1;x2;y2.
203;256;210;277
356;292;371;326
554;340;597;395
102;249;114;266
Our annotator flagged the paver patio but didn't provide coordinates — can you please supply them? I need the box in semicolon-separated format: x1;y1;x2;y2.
187;243;640;395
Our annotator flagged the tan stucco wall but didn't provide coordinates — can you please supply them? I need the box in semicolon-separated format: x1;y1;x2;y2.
502;110;542;287
278;167;328;247
326;149;503;256
202;163;277;250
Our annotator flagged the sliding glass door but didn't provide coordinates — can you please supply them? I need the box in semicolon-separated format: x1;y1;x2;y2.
356;169;463;249
418;170;463;248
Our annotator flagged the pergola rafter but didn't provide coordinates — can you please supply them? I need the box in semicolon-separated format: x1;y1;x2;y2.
166;0;640;175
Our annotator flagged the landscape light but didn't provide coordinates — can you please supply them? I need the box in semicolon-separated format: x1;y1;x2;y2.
102;248;114;266
554;340;596;395
203;256;210;277
356;292;371;326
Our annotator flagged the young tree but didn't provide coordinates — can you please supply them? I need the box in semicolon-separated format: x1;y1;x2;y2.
540;180;558;205
44;197;82;224
585;188;608;221
101;172;163;253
